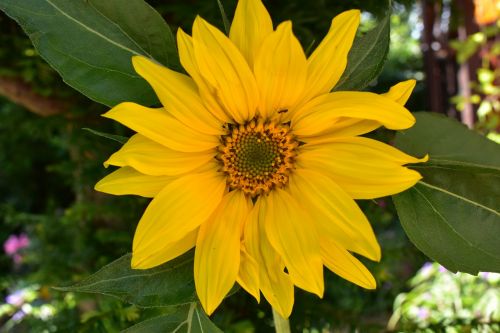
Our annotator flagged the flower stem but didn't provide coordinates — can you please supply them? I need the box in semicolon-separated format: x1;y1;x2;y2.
272;308;291;333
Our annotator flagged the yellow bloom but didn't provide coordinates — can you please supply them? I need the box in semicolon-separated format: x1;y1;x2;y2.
95;0;427;317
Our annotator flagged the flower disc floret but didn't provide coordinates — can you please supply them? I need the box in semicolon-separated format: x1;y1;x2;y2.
219;119;297;196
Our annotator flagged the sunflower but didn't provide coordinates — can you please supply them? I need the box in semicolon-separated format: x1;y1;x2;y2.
95;0;427;317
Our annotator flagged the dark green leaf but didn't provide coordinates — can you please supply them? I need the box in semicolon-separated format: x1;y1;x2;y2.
334;11;390;91
216;0;230;35
83;128;128;144
55;251;197;307
0;0;179;107
393;112;500;274
122;303;222;333
89;0;180;71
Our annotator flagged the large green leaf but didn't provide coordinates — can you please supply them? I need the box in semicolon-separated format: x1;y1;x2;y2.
55;251;197;307
0;0;179;107
122;303;222;333
393;112;500;274
334;12;390;91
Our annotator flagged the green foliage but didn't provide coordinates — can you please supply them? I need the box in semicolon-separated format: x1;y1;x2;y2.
393;112;500;274
88;0;179;69
389;262;500;332
450;26;499;64
216;0;231;35
450;24;500;143
0;17;70;99
123;303;223;333
377;4;424;111
56;252;197;308
0;0;179;107
0;102;70;212
83;128;128;145
0;99;146;332
335;12;390;91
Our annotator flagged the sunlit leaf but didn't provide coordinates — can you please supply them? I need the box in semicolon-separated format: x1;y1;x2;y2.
393;112;500;274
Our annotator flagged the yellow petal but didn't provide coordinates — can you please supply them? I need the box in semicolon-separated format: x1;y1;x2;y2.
299;80;417;139
132;56;224;136
292;91;415;137
299;136;428;199
229;0;273;67
263;189;324;297
259;248;294;319
195;190;252;315
321;238;376;289
132;170;226;260
103;102;219;153
244;200;294;318
177;28;232;123
95;167;172;198
382;79;416;105
324;118;379;137
302;118;380;145
132;229;197;269
237;245;260;303
253;21;307;119
301;10;360;102
288;168;381;262
104;134;216;176
177;27;202;82
192;17;259;123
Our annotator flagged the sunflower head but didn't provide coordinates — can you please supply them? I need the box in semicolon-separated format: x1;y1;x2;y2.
220;119;297;196
95;0;428;318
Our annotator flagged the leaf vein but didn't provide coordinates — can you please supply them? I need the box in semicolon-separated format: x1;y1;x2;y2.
419;181;500;216
413;186;499;261
45;0;142;57
86;1;154;59
186;302;196;333
420;159;500;171
47;40;140;78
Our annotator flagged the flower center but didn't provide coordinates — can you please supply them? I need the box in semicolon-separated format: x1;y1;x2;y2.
219;120;297;196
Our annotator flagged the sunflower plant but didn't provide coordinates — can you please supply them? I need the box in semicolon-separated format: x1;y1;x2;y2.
1;0;498;332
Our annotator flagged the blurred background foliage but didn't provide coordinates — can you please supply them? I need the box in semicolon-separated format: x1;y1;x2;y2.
388;263;500;333
0;0;498;332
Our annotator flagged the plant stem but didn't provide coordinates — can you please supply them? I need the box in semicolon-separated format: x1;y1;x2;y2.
272;308;291;333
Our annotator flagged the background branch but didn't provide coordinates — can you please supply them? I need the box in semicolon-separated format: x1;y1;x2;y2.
0;75;70;116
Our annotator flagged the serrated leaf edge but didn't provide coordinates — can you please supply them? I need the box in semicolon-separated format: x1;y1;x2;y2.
54;254;193;292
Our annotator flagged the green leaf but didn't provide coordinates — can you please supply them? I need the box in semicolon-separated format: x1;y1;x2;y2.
0;0;179;107
393;112;500;274
216;0;230;35
334;11;390;91
122;303;222;333
55;251;197;307
89;0;179;71
83;128;128;144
